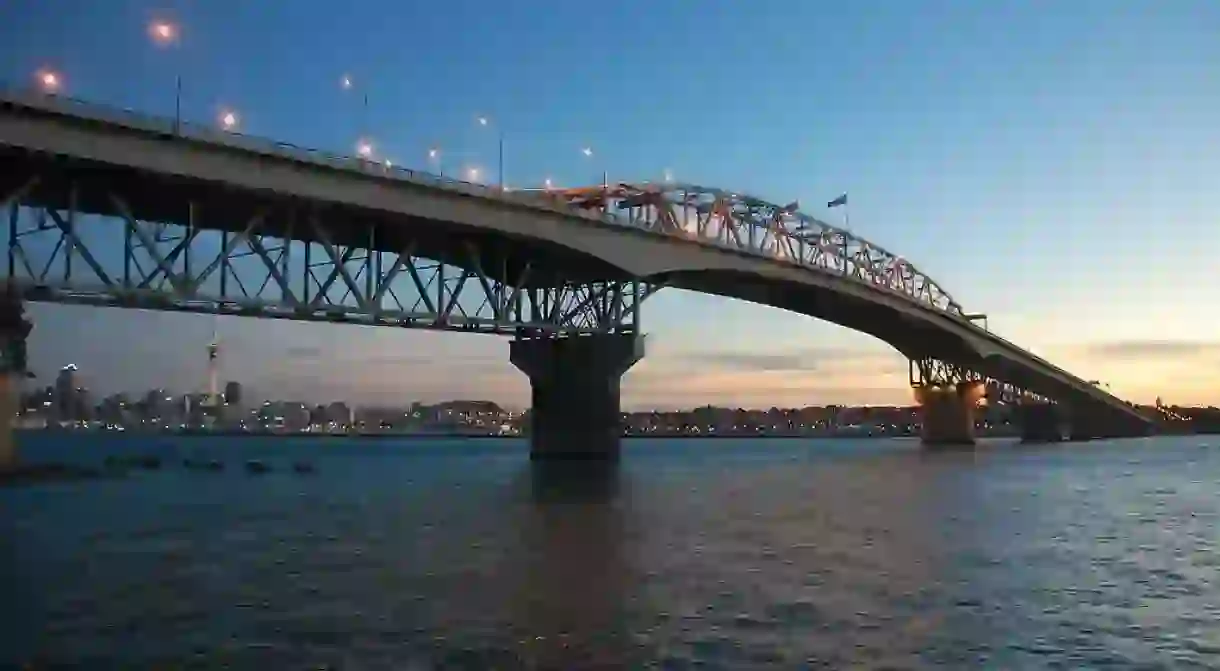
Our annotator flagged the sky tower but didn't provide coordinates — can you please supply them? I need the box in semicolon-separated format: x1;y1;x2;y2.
206;326;220;407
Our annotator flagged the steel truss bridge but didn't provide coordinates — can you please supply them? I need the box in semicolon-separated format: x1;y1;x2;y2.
0;88;1154;434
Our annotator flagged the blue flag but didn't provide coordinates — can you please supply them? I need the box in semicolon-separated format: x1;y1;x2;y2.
827;193;848;208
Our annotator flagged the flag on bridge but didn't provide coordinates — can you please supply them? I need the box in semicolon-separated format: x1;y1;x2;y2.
827;193;848;208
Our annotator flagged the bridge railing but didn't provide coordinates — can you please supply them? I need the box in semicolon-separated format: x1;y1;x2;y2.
0;86;974;313
0;84;614;220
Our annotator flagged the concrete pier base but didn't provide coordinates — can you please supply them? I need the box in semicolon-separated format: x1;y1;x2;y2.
917;382;979;449
1066;412;1141;442
510;334;644;460
0;372;16;471
1018;402;1063;443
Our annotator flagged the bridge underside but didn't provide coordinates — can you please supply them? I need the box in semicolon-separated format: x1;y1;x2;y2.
0;107;1154;456
0;148;651;337
660;269;1154;443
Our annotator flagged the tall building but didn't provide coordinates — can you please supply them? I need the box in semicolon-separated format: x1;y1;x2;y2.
224;381;243;408
205;328;220;408
54;364;78;421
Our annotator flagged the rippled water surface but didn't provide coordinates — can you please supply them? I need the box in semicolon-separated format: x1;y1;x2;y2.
3;435;1220;669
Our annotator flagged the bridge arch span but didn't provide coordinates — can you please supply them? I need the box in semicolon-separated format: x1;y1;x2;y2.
547;182;964;314
541;182;999;362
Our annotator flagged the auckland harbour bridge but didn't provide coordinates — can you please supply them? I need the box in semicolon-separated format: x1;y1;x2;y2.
0;86;1156;459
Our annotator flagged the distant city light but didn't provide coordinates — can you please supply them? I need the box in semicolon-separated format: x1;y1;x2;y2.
149;20;178;46
36;69;62;94
219;110;238;130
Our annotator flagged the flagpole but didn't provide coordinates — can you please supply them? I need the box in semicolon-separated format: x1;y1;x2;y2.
828;193;849;275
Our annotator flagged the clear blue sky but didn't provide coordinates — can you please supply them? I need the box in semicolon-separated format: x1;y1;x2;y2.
2;0;1218;409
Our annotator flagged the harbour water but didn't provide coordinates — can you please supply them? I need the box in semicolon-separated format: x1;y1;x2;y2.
2;434;1219;668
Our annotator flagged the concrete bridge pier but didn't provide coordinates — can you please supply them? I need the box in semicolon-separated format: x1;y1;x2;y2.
1017;402;1064;443
1066;411;1147;442
0;288;30;472
510;334;644;460
0;371;17;470
917;382;980;449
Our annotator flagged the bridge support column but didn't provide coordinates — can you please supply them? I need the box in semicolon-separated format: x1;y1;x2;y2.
917;382;979;449
511;334;644;460
0;289;30;473
1067;411;1149;442
1018;402;1063;443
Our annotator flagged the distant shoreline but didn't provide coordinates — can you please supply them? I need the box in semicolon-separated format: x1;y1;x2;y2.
16;428;1215;440
17;428;963;440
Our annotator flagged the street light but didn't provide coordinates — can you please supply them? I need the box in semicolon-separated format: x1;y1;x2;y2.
148;19;178;45
427;147;443;176
148;19;183;133
356;139;374;159
219;109;238;131
466;166;481;182
342;73;370;155
476;114;505;191
543;177;553;190
35;69;62;94
581;146;607;188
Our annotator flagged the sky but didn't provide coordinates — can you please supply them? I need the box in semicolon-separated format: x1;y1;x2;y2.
1;0;1218;410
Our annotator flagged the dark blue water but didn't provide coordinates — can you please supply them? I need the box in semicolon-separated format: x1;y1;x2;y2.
3;434;1220;669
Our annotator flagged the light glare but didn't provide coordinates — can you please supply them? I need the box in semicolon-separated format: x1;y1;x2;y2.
219;110;238;130
149;20;178;45
36;69;61;93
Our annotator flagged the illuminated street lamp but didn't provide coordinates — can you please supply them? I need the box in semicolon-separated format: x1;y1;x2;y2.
148;20;178;45
581;146;607;188
466;166;481;182
342;73;371;158
427;147;443;176
35;69;62;94
476;115;505;191
148;19;183;132
219;109;238;131
356;139;374;159
543;177;553;190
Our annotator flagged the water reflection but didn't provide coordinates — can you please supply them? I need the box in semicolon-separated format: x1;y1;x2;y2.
3;436;1219;667
505;460;638;668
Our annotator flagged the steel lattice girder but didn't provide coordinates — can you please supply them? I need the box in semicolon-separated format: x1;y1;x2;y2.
0;176;657;335
544;182;963;315
908;357;1051;405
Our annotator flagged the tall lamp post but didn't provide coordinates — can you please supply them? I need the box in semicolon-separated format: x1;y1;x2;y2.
341;73;372;158
148;19;182;133
477;115;505;191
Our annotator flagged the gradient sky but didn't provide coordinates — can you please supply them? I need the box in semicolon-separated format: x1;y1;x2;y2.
1;0;1218;410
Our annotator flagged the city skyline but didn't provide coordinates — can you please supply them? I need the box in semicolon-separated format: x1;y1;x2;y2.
3;1;1219;408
